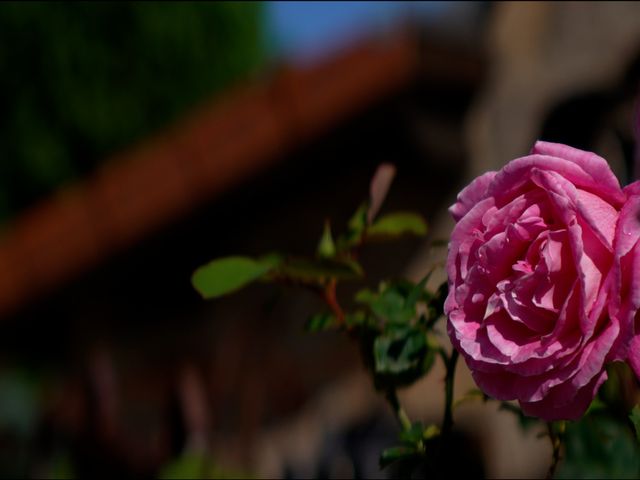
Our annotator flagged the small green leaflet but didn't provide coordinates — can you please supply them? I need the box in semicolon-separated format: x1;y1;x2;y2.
317;221;336;259
379;445;416;469
356;278;429;325
399;422;425;444
191;255;281;299
275;257;363;283
367;212;427;238
374;326;428;375
305;312;338;332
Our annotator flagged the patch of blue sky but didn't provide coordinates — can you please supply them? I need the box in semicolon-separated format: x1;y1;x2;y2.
264;1;454;64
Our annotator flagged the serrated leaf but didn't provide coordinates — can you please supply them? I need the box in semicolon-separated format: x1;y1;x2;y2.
368;163;396;224
305;312;338;332
367;212;427;238
374;327;427;375
317;221;336;259
379;445;416;469
630;405;640;442
377;289;410;322
192;255;281;299
356;283;417;324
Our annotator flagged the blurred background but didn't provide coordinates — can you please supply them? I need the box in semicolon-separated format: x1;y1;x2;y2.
1;2;640;478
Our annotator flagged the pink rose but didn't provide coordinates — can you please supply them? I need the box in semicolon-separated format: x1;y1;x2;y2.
619;102;640;375
613;182;640;380
445;141;626;421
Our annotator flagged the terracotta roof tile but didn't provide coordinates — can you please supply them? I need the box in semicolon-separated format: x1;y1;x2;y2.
0;31;420;318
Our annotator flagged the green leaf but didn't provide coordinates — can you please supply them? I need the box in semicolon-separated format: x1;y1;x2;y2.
367;212;427;238
356;282;418;324
355;288;378;305
379;445;416;469
405;272;433;310
191;255;281;299
344;311;373;329
377;289;411;323
337;202;368;251
317;221;336;259
275;257;363;284
348;202;369;233
337;257;364;277
399;422;425;444
374;326;427;375
423;424;440;440
630;405;640;443
305;312;338;332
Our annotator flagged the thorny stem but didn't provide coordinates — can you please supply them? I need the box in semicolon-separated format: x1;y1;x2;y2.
442;349;459;436
320;277;413;435
546;421;565;479
386;388;412;432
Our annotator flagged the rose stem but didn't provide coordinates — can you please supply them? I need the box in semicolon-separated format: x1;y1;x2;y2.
322;278;345;326
546;421;565;479
386;388;412;431
319;278;412;432
442;348;459;436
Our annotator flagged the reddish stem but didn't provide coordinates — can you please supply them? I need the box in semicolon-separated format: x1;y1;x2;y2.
323;278;345;326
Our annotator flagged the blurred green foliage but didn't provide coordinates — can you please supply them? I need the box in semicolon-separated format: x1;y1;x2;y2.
0;369;43;477
0;1;264;223
556;415;640;479
192;163;448;474
158;452;251;480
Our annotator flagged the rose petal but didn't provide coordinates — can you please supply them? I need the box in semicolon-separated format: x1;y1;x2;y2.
530;141;624;206
627;336;640;380
489;155;623;210
447;198;494;287
520;369;607;421
449;171;497;222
